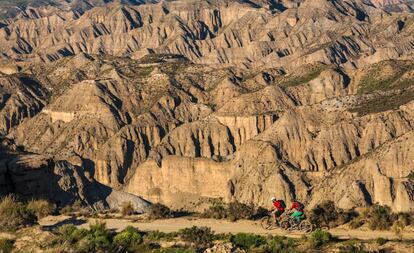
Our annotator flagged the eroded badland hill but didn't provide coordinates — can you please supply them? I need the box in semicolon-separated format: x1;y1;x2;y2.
0;0;413;214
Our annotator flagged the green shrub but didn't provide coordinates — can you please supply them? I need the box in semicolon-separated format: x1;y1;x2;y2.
308;229;333;248
77;221;112;252
27;199;55;219
146;230;178;242
261;236;297;253
376;237;388;246
230;233;266;249
120;201;135;216
113;226;143;250
0;195;37;231
0;239;14;253
148;203;172;219
55;224;88;245
179;226;214;248
154;247;196;253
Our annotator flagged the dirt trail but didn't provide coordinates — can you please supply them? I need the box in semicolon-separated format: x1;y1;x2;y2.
40;216;414;241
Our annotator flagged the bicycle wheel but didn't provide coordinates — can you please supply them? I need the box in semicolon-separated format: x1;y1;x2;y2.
280;219;290;230
299;220;314;233
260;216;273;230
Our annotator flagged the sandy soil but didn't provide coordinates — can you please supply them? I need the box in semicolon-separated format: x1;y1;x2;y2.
39;216;414;241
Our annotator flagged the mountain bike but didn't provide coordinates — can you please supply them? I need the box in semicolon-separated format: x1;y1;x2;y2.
260;212;288;230
279;215;314;233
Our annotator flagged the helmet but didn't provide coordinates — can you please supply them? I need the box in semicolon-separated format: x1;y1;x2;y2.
271;197;277;202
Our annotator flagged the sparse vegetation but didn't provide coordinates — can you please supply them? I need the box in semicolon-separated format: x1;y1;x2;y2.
357;60;414;94
339;240;367;253
60;199;86;215
408;171;414;181
308;229;333;248
376;237;388;246
113;226;143;250
201;200;258;221
0;195;37;232
349;89;414;116
179;226;214;249
348;204;413;231
0;238;14;253
148;203;173;219
27;199;55;219
309;201;357;229
120;201;135;216
230;233;266;249
279;64;327;87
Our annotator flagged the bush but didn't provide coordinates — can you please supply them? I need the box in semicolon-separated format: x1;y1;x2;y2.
120;201;135;216
0;195;37;231
55;224;88;245
146;230;178;242
27;199;55;219
308;229;333;248
339;241;367;253
230;233;266;249
179;226;214;248
365;205;393;230
227;202;255;221
201;203;227;219
309;201;355;228
0;239;14;253
201;201;257;221
77;221;112;252
113;226;143;250
263;236;297;253
376;237;388;246
148;203;172;219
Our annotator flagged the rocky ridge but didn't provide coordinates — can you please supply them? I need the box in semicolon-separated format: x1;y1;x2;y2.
0;0;413;213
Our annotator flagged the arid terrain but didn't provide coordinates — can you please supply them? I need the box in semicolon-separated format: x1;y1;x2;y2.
0;0;413;252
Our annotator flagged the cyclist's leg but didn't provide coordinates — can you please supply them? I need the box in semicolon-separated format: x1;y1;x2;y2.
271;209;277;224
291;211;303;222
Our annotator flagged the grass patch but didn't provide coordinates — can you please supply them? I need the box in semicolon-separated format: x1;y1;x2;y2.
349;89;414;116
279;64;327;87
0;195;37;232
357;60;414;94
27;199;55;219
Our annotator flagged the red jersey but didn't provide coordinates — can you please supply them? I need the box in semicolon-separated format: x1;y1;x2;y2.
290;201;304;212
273;200;285;211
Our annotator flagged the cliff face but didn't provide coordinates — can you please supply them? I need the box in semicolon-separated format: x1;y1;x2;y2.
0;0;413;212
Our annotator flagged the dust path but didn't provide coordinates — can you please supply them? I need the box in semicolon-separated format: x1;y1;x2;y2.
40;216;414;241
